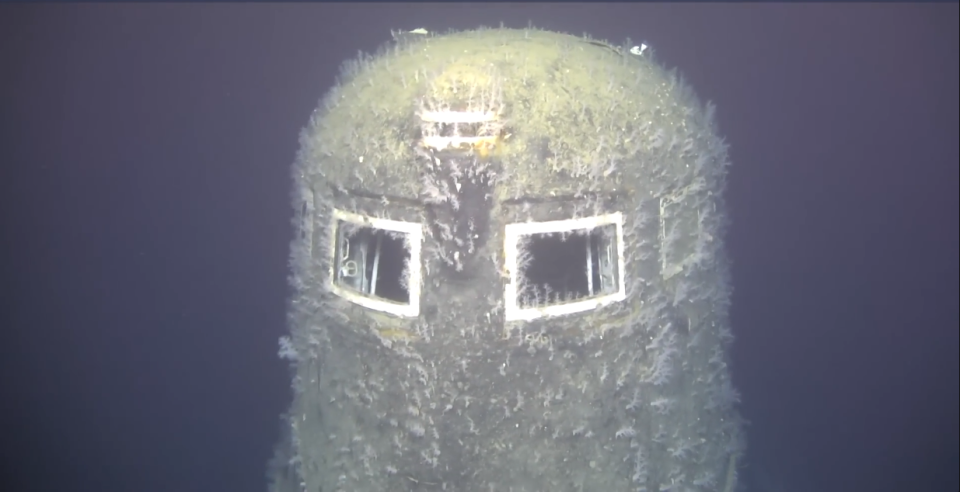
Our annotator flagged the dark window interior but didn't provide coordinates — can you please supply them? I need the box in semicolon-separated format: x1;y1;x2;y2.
519;225;617;308
334;222;409;304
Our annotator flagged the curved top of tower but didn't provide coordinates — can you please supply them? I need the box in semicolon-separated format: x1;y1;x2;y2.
296;27;729;202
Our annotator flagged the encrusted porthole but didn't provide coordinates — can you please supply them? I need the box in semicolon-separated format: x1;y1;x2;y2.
504;213;626;321
329;209;422;317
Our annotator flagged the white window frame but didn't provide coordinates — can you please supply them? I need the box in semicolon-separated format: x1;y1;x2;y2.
504;212;627;321
328;209;422;318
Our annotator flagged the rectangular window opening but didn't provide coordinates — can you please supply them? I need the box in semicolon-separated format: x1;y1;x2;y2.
330;210;422;317
505;213;626;321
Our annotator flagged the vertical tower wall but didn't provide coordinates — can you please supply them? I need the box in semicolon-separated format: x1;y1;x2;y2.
269;28;744;492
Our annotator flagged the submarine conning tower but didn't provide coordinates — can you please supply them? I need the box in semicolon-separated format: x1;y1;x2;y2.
269;27;745;492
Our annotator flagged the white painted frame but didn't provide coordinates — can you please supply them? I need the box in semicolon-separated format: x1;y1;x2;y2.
329;209;422;318
419;110;497;123
504;212;627;321
418;110;500;151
